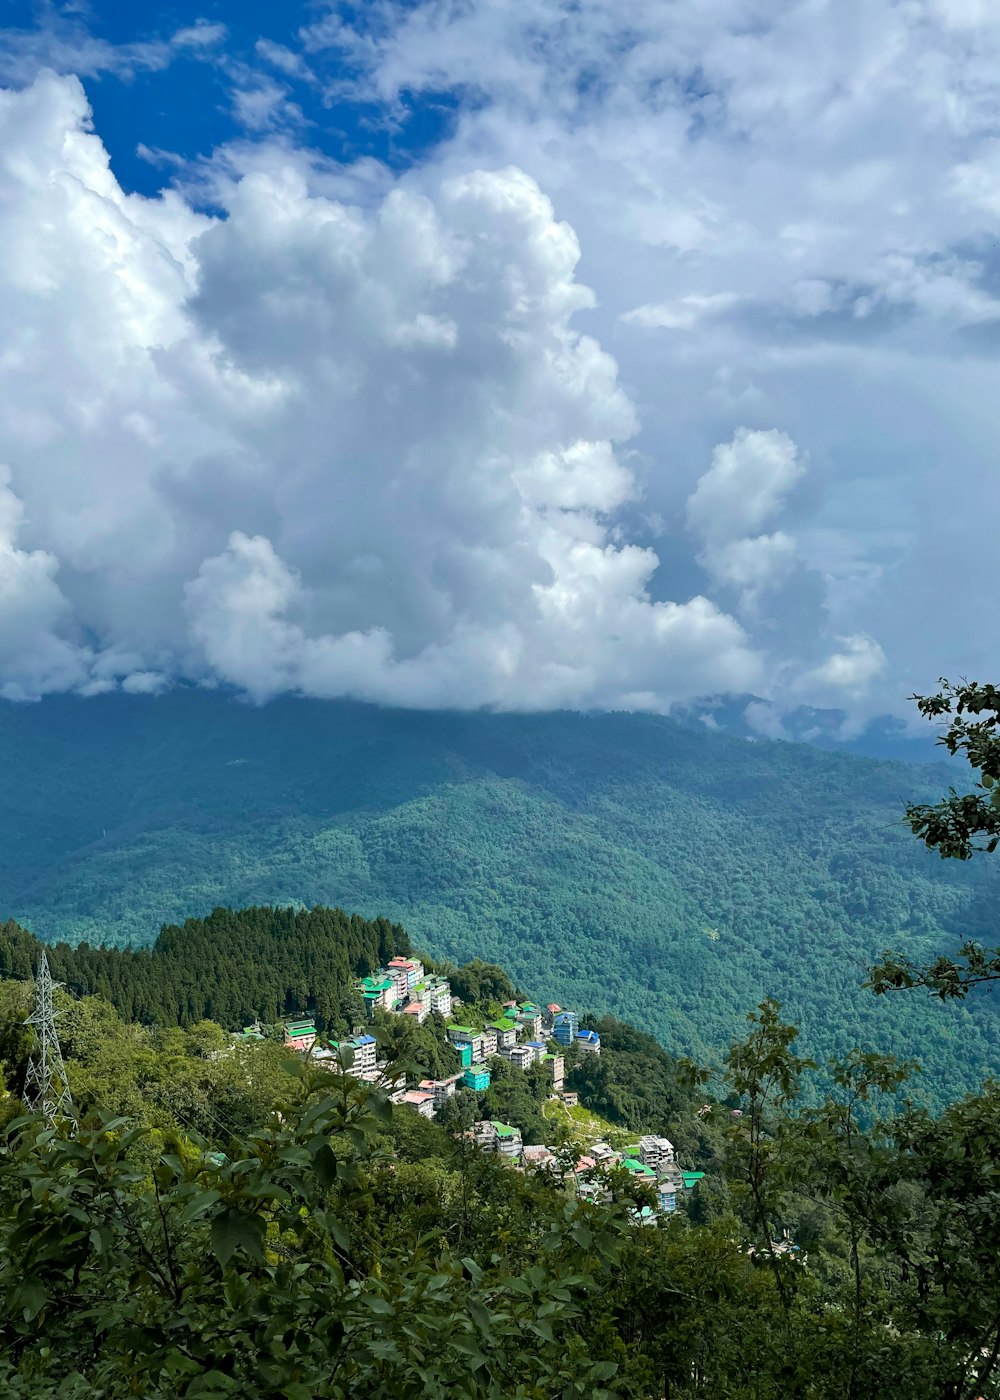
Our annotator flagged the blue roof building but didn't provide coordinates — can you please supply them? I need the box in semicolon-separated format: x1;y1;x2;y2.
552;1011;579;1047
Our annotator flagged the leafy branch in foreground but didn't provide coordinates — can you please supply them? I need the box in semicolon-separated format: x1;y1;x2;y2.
0;1057;625;1400
871;679;1000;998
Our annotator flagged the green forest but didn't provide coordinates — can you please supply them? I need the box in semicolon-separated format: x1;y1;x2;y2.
1;691;998;1105
2;920;1000;1397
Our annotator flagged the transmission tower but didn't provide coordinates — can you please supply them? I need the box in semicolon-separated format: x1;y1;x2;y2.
24;950;73;1123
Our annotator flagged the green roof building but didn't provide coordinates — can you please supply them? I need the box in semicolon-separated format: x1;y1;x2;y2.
462;1064;491;1092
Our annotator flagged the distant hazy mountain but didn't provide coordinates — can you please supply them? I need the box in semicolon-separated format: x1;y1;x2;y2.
673;694;946;764
1;690;995;1104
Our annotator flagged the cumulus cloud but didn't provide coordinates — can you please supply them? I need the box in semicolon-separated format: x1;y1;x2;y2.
802;634;888;700
687;429;805;546
684;428;808;615
290;0;1000;718
0;73;766;711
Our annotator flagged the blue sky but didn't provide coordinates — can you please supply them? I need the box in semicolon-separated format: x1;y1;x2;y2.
1;0;998;739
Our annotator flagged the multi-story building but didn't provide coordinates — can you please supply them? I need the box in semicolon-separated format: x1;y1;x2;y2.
401;1000;428;1024
491;1018;519;1050
401;1089;435;1118
359;975;397;1014
454;1042;474;1068
386;957;425;993
284;1018;317;1052
516;1004;543;1041
621;1157;657;1185
323;1033;379;1076
504;1044;534;1072
542;1053;564;1091
657;1181;678;1214
480;1027;498;1058
552;1011;579;1047
431;1072;465;1108
638;1135;675;1173
448;1025;487;1060
575;1029;601;1056
492;1122;523;1160
462;1063;491;1092
523;1040;547;1063
543;1003;561;1030
385;965;411;1001
427;979;452;1017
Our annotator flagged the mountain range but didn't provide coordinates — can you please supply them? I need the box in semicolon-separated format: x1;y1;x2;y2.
2;689;996;1104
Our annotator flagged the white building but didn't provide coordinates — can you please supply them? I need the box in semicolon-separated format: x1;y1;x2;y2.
401;1089;435;1118
638;1135;675;1172
428;980;452;1017
504;1045;534;1072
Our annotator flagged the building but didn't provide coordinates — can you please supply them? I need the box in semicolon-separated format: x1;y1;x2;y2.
657;1181;678;1214
359;975;397;1014
621;1158;658;1185
504;1044;534;1072
472;1119;497;1150
326;1033;378;1076
480;1026;498;1058
401;1089;435;1118
401;1000;428;1024
543;1003;561;1028
385;965;411;1001
490;1018;519;1050
492;1121;523;1160
521;1144;555;1171
455;1042;474;1068
524;1040;547;1063
560;1090;579;1107
542;1053;564;1091
447;1024;477;1045
638;1135;675;1173
516;1004;543;1040
575;1029;601;1056
552;1011;579;1047
386;956;424;993
427;979;453;1017
590;1141;616;1166
462;1063;491;1092
431;1072;464;1108
284;1018;317;1052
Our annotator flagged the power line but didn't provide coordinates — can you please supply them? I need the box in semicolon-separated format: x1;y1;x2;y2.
24;950;73;1124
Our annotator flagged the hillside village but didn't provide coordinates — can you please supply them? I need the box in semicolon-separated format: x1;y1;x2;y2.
268;953;701;1219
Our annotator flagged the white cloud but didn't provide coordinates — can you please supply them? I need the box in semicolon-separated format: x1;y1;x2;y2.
802;633;888;700
0;465;91;701
622;293;740;331
0;74;762;712
687;428;805;545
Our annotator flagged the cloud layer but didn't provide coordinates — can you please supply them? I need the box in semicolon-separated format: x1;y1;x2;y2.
6;0;1000;722
0;74;769;710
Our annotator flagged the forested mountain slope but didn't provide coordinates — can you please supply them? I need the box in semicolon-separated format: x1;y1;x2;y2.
1;691;998;1102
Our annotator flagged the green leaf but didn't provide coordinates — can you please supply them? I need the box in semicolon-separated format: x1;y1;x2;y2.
210;1208;266;1268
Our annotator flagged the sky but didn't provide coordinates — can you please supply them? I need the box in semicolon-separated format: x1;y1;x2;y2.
0;0;998;736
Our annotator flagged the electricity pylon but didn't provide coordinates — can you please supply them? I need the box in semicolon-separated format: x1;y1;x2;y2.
24;950;73;1123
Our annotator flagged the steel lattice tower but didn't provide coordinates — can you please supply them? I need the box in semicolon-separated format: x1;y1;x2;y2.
24;950;73;1123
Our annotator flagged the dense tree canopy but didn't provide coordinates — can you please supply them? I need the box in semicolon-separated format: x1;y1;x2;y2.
0;906;408;1034
872;679;1000;999
3;692;999;1106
